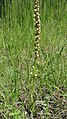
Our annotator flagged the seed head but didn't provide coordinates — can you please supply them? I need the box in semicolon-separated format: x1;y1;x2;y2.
34;0;41;61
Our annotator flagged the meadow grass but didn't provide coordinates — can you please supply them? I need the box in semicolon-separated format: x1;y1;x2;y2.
0;0;67;118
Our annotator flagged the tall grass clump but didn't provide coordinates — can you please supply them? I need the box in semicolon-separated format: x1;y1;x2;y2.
0;0;67;118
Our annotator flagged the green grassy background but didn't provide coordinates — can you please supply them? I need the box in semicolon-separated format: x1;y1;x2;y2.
0;0;67;118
